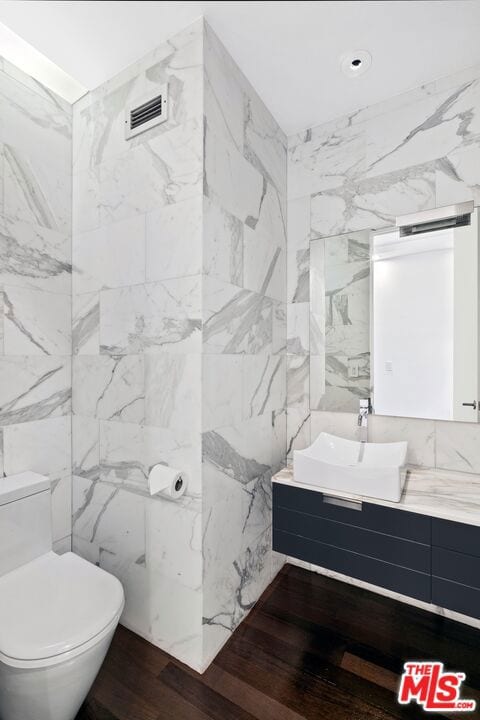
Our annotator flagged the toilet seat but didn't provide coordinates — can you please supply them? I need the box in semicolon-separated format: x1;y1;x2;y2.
0;552;124;669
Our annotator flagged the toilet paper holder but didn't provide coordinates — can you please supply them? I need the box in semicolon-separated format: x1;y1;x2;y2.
148;464;187;499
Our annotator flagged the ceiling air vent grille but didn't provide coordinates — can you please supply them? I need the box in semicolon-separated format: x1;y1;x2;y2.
125;84;168;140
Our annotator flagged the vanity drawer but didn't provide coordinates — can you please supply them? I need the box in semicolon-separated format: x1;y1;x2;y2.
432;547;480;590
273;483;431;543
432;578;480;620
274;506;430;573
432;518;480;559
273;528;431;602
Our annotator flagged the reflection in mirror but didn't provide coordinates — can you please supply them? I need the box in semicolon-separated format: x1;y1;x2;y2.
310;230;371;413
310;205;480;423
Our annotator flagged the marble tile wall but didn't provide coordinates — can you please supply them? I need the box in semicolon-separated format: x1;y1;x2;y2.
201;23;287;668
71;19;286;673
71;19;205;670
287;61;480;474
0;58;73;553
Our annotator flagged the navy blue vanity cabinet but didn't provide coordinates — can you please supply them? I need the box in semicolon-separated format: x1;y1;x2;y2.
273;483;432;602
431;518;480;619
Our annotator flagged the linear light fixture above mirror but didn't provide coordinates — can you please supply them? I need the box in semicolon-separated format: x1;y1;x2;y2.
396;201;474;237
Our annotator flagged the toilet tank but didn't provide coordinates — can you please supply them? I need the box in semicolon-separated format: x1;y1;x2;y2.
0;472;52;578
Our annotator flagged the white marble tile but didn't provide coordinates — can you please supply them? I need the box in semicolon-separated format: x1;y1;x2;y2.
51;473;72;542
146;196;203;282
3;144;71;234
289;123;365;198
145;353;201;438
0;293;3;355
365;79;480;179
73;476;146;566
309;238;325;317
2;286;71;356
0;356;70;425
73;24;202;172
146;498;201;590
98;118;202;229
204;126;264;228
202;354;243;432
244;88;287;196
243;355;286;419
287;355;309;408
286;407;311;458
436;145;480;206
286;302;309;354
73;355;145;423
145;572;203;671
287;195;310;254
99;420;146;489
72;292;99;355
0;70;71;177
73;214;145;294
0;216;71;294
72;167;100;234
243;226;285;302
100;277;202;355
72;415;100;481
203;523;273;656
272;300;286;355
3;415;71;476
272;407;287;471
435;420;480;474
202;463;253;588
203;197;243;287
203;276;272;355
204;21;244;153
311;163;436;238
254;180;286;248
369;415;435;468
99;419;201;496
310;410;359;442
202;414;273;489
309;354;326;411
287;246;309;305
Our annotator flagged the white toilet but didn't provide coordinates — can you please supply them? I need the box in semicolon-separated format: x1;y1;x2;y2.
0;472;125;720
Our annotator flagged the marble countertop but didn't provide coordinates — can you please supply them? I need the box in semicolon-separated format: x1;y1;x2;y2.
272;466;480;527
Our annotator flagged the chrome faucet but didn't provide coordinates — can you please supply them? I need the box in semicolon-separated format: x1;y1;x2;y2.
358;398;372;442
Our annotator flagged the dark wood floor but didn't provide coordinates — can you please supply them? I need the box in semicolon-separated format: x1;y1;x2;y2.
77;564;480;720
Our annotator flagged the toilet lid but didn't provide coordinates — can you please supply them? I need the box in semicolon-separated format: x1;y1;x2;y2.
0;552;124;662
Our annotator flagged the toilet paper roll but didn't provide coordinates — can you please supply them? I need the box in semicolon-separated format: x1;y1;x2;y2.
148;464;187;499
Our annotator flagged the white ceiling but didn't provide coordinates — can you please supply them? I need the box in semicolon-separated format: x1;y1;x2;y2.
0;0;480;135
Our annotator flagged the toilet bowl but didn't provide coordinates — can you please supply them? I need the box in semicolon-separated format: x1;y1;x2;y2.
0;473;125;720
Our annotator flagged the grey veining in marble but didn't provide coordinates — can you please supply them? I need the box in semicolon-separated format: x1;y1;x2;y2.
0;57;73;547
0;357;71;426
72;293;99;355
203;279;272;355
310;162;435;239
202;430;270;486
0;218;71;293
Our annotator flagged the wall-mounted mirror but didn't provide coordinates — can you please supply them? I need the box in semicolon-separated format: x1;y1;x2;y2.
310;202;480;422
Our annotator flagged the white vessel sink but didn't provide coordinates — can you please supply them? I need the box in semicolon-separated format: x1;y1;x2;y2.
293;433;408;503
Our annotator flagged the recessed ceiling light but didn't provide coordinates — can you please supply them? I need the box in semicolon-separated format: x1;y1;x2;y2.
340;50;372;78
